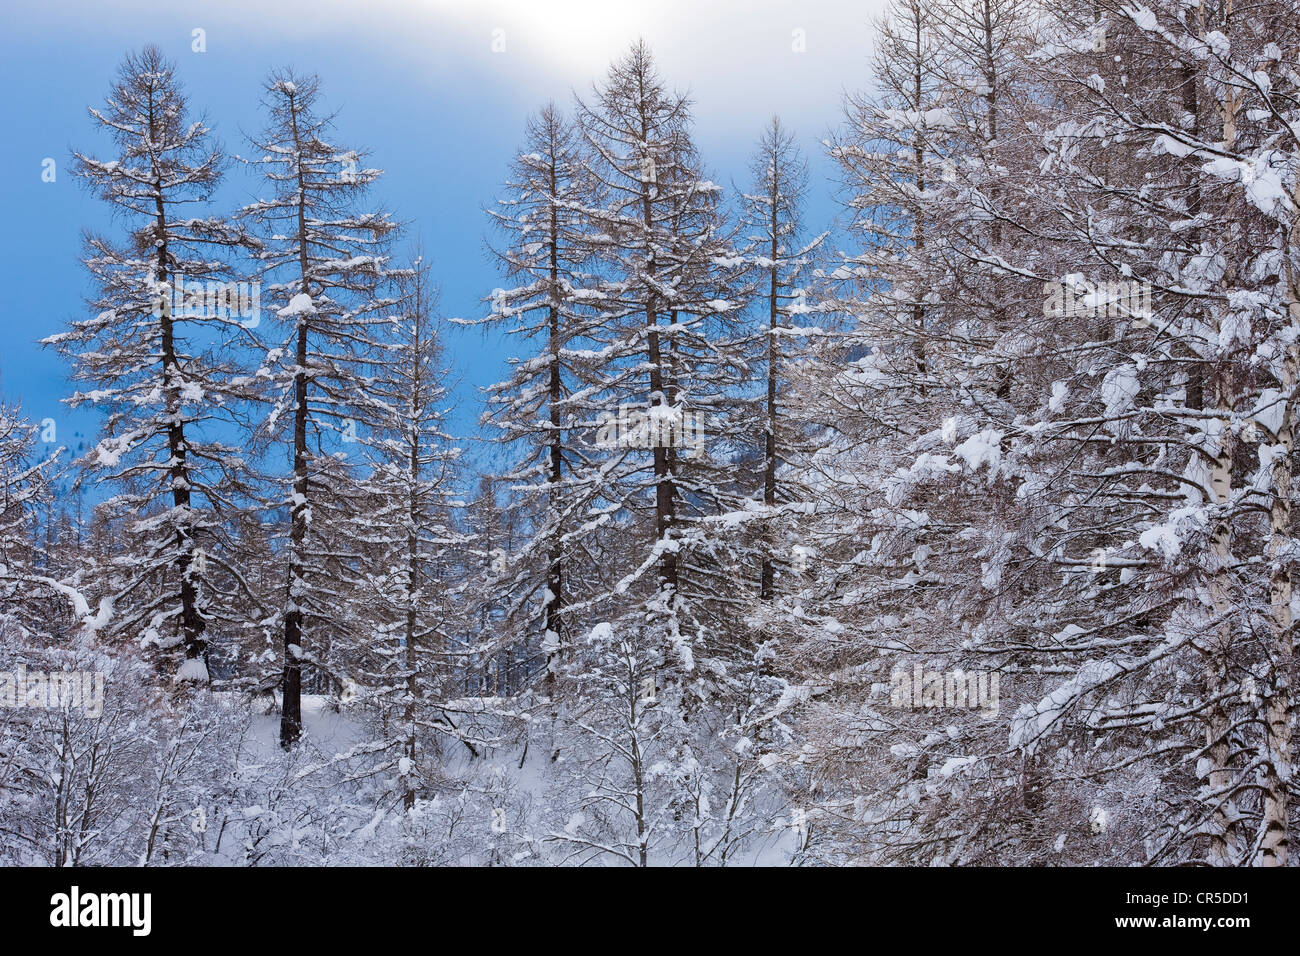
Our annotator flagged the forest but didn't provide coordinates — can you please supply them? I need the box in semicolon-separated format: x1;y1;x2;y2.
1;0;1298;867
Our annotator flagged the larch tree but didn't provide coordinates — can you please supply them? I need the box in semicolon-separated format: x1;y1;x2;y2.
0;404;72;638
241;69;400;748
474;103;608;746
738;116;826;601
46;45;252;680
546;40;771;864
361;251;468;809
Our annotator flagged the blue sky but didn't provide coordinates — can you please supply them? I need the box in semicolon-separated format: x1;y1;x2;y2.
0;0;884;475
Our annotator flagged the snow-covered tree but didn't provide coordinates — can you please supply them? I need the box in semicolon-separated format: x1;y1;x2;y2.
357;252;470;808
0;404;79;639
241;69;400;747
46;46;254;679
473;103;610;734
737;116;827;601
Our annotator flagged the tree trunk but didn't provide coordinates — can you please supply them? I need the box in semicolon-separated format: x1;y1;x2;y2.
281;89;310;749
